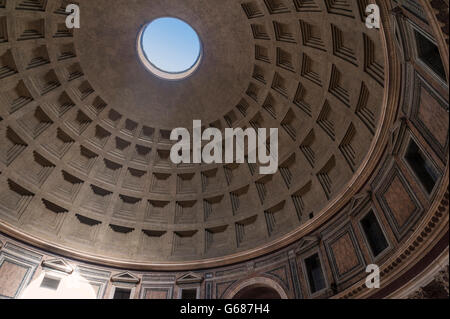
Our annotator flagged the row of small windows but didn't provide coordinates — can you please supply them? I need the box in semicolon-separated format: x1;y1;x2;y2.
36;208;391;297
304;136;441;295
110;139;437;297
304;209;389;295
38;274;198;299
114;287;197;299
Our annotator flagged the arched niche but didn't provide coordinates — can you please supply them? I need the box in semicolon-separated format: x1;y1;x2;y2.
224;277;289;299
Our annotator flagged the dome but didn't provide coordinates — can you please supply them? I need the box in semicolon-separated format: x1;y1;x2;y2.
0;0;448;300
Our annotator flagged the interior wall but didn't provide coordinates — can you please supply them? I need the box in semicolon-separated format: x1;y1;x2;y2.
0;0;448;300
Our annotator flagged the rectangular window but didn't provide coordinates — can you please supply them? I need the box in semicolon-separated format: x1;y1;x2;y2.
40;276;60;290
414;30;447;81
405;139;439;194
304;253;326;294
181;289;197;299
361;210;389;257
113;288;131;299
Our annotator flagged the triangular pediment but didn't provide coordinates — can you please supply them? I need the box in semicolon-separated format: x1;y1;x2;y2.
111;271;140;284
348;191;370;217
176;272;204;284
296;235;320;253
42;258;73;274
389;118;407;156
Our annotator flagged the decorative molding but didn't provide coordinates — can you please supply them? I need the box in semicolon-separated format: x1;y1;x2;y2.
409;264;449;299
288;250;302;299
375;164;424;241
0;250;39;299
323;223;366;283
410;71;449;162
388;117;407;156
336;184;449;299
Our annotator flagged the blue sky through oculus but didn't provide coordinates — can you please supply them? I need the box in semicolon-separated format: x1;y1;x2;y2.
141;17;201;73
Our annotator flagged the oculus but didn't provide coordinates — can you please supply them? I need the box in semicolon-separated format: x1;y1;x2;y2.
137;17;202;80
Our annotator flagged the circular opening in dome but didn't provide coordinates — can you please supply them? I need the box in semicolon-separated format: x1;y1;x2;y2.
137;17;202;80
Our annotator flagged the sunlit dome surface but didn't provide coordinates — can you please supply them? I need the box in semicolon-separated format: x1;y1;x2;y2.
139;17;202;77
